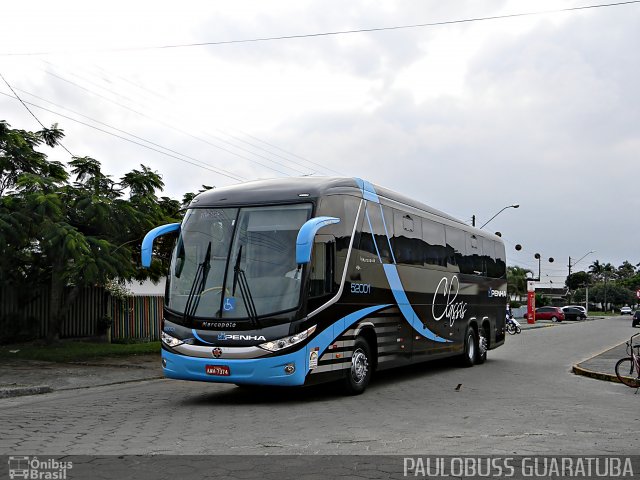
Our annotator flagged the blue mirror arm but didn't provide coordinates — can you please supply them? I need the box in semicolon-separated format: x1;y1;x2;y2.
141;223;180;268
296;216;340;265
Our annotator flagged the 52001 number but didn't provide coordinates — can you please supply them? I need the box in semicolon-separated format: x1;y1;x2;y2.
351;283;371;294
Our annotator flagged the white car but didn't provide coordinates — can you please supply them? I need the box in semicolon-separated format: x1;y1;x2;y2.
620;306;633;315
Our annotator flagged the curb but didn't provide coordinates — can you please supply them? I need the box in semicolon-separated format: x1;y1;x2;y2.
521;324;556;330
571;364;621;384
55;375;165;392
0;385;53;399
0;376;164;399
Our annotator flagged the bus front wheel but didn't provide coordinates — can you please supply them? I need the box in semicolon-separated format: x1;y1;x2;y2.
343;337;373;395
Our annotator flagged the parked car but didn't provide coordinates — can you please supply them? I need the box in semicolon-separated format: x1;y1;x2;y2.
633;311;640;328
535;306;565;322
561;306;587;321
621;306;633;315
563;305;587;316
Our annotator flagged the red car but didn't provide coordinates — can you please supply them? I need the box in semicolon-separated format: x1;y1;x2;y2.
535;306;565;322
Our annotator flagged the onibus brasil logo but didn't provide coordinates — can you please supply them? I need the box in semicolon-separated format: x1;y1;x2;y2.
8;456;72;479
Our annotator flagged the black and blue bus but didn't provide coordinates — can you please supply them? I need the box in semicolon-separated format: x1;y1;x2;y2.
142;177;507;394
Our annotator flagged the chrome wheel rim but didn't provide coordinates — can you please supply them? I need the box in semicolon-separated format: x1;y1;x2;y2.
351;348;369;384
479;332;488;356
467;334;475;361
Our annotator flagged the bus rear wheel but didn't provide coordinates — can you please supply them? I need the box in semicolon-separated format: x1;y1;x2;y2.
342;337;373;395
476;326;488;364
460;327;477;367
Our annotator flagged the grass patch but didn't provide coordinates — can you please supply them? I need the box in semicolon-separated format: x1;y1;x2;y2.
0;341;160;363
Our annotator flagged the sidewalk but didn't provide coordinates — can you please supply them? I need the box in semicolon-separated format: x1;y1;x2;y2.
0;353;163;399
517;317;633;384
572;342;630;384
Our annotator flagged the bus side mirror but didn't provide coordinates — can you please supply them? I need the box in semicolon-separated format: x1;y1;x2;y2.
296;217;340;265
141;223;181;268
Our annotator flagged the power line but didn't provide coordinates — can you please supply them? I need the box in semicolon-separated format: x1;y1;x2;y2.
2;1;638;56
40;67;294;176
77;62;327;176
223;128;344;176
0;91;245;182
0;71;75;156
7;86;246;182
202;131;310;176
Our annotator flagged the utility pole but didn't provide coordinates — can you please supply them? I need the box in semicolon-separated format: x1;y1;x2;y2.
472;215;475;227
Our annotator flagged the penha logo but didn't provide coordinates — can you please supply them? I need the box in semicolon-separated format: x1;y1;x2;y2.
217;333;266;341
488;288;507;298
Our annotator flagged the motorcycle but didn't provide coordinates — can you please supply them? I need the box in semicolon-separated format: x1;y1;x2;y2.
506;315;522;335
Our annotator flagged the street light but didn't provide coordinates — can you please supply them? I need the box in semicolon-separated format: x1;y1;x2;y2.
477;204;520;229
568;250;595;277
533;253;554;282
568;250;595;312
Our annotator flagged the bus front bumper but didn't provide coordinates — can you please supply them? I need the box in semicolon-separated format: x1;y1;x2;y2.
161;348;309;386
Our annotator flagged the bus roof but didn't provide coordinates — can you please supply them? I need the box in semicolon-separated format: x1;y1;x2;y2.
190;176;493;237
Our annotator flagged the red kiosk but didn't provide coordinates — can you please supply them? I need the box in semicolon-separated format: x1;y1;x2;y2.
527;280;536;324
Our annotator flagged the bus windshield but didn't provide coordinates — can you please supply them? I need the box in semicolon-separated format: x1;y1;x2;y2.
166;203;312;321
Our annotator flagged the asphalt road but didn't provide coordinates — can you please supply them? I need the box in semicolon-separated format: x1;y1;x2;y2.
1;316;638;456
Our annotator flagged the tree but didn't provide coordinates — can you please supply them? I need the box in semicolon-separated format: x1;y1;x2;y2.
1;122;181;342
588;260;604;281
588;261;615;309
616;261;636;280
589;284;635;309
565;271;591;290
507;266;532;301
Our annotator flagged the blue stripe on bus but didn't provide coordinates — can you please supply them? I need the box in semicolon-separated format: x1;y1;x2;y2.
359;180;451;344
383;264;451;343
163;304;391;386
378;203;397;264
354;177;379;203
192;329;215;345
365;207;383;263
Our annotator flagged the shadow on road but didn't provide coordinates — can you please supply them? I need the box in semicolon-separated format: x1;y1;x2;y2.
178;356;483;405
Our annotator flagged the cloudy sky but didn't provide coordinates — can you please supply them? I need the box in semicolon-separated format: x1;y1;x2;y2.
1;0;638;284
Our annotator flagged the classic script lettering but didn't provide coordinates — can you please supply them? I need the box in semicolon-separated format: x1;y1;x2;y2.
432;276;468;327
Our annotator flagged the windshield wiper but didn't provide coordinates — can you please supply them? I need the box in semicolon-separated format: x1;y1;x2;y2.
183;242;211;324
231;245;261;328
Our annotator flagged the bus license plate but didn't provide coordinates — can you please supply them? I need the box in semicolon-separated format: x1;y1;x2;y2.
206;365;230;376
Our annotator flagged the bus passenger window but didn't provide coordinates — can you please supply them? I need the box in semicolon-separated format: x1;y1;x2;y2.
422;219;447;267
465;234;484;275
445;226;466;273
482;237;497;278
392;211;423;265
494;240;507;278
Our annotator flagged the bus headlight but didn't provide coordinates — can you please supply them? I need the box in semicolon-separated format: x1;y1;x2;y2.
161;331;184;348
259;325;317;352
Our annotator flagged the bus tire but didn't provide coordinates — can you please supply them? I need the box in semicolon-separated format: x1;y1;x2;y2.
342;337;372;395
460;327;477;367
476;326;488;365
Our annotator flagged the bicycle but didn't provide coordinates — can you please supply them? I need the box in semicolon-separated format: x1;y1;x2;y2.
614;332;640;390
